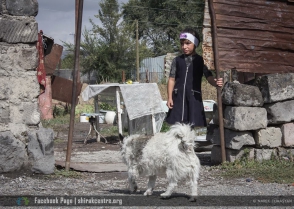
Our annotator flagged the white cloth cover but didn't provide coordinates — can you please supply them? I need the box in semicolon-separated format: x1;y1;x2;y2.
81;83;165;121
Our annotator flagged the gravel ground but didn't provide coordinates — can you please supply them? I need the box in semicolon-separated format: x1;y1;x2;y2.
1;152;294;209
1;123;293;208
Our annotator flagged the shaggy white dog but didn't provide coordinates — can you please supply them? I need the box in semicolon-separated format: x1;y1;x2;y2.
120;123;200;201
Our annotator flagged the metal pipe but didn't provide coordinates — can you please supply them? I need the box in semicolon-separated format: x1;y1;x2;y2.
65;0;84;171
208;0;226;163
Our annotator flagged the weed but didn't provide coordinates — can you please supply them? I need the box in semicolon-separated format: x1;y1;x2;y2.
75;104;94;115
41;115;79;131
100;125;118;136
160;121;170;132
54;138;64;144
99;102;116;111
219;157;294;184
53;169;82;178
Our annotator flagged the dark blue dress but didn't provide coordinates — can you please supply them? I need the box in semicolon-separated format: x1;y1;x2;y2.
166;54;212;127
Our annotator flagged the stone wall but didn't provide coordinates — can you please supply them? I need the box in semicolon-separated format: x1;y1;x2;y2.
209;73;294;164
0;0;54;174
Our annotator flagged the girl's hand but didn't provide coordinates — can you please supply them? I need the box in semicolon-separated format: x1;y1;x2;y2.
214;78;223;87
167;98;173;109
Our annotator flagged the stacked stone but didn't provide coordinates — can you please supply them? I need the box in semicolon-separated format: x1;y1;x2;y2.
0;0;54;174
208;73;294;164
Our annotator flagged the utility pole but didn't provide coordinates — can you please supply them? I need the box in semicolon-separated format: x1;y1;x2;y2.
136;19;139;82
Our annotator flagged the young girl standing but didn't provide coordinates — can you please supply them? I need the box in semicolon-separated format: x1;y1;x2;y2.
166;27;223;127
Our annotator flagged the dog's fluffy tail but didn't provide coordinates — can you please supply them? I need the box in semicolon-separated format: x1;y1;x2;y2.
168;123;196;152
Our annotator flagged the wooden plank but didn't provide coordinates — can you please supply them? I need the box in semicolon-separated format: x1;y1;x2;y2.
219;61;294;73
202;0;294;74
219;49;294;64
218;37;294;51
216;15;294;33
116;87;122;136
214;0;294;13
217;28;294;43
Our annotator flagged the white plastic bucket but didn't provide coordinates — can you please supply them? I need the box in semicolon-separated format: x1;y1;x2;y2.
80;115;89;123
105;111;116;124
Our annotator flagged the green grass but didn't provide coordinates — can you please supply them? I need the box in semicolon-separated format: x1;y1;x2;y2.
41;114;71;130
75;104;94;115
99;125;118;136
53;169;83;178
160;121;170;132
218;156;294;184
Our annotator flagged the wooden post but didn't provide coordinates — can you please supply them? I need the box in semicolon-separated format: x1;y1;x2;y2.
136;20;139;82
122;70;126;83
208;0;226;163
116;87;123;135
94;95;100;142
151;114;156;135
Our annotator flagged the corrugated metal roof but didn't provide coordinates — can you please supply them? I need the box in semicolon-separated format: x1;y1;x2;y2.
203;0;294;73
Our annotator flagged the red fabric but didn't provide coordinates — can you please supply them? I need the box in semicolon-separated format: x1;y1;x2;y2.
36;31;46;88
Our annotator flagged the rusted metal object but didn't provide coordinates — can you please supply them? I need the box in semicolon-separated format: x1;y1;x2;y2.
208;0;226;163
51;75;82;104
44;44;63;75
203;0;294;75
65;0;84;171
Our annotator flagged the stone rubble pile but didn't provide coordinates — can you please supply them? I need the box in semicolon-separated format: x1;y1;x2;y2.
208;73;294;164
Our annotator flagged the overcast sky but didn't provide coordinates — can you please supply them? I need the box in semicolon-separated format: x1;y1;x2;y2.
36;0;128;46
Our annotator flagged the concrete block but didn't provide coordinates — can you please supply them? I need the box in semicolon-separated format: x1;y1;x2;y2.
28;128;55;174
0;78;11;100
0;106;10;123
265;100;294;124
0;43;38;73
257;73;294;103
280;123;294;147
9;102;40;126
8;123;27;140
0;0;2;14
222;82;263;106
254;127;282;148
0;131;27;172
9;75;39;105
6;0;38;16
207;127;255;150
254;149;277;162
211;145;254;164
223;106;267;131
22;102;40;125
0;17;38;43
277;147;294;160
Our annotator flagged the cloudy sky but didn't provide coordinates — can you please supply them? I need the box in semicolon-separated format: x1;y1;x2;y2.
36;0;128;46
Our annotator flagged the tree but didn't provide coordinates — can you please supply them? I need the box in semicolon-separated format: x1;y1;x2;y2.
87;0;153;82
122;0;205;56
62;0;153;83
